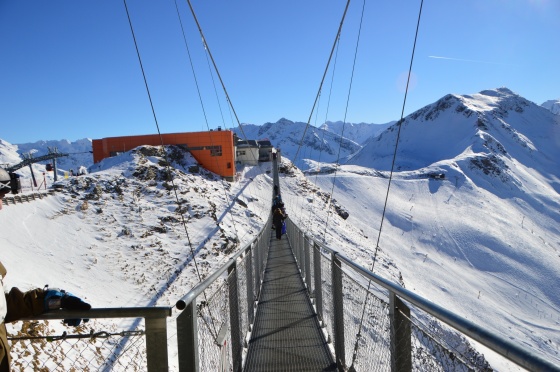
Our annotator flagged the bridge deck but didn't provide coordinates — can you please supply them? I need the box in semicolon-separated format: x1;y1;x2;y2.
244;229;335;371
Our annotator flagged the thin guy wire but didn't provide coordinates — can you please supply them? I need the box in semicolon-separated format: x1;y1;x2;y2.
304;36;341;237
174;0;243;258
350;1;424;368
323;0;366;243
291;0;352;167
172;0;239;339
123;0;205;289
185;0;253;148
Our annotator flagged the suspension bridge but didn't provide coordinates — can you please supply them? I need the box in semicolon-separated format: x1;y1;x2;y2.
6;0;560;370
12;158;558;371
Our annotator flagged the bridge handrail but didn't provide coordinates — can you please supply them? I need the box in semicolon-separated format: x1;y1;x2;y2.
15;306;173;371
21;306;172;321
303;226;560;372
175;218;270;311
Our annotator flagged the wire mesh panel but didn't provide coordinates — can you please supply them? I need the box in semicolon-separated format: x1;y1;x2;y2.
197;280;232;371
226;264;243;371
320;251;334;344
236;253;250;346
307;238;316;298
352;293;392;372
339;268;393;372
409;314;493;371
8;320;147;371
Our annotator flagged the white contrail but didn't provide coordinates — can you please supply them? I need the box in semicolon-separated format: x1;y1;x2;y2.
428;55;512;66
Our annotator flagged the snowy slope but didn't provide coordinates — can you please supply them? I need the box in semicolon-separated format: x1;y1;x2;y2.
542;99;560;115
319;120;393;145
1;144;275;369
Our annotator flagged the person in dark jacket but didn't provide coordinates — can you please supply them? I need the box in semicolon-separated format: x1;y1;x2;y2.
0;168;91;372
272;206;286;240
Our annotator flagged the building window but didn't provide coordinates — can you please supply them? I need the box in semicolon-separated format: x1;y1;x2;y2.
227;162;231;169
211;146;222;157
237;150;246;156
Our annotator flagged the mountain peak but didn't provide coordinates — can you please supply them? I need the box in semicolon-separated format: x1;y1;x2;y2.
478;87;517;98
276;118;294;125
541;99;560;115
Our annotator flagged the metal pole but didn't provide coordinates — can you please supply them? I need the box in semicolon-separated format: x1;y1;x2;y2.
145;316;169;372
254;233;265;299
228;263;242;371
314;242;323;323
389;291;411;372
28;164;37;187
305;235;312;294
246;243;255;326
332;254;345;369
53;157;58;182
177;301;199;372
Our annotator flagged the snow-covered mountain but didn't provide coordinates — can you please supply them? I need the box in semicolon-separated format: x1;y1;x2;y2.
319;120;393;145
15;138;94;171
290;87;560;366
542;99;560;115
2;87;560;368
235;118;362;169
348;88;560;177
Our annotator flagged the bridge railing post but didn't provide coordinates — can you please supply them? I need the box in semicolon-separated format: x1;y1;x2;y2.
300;231;305;278
228;262;243;372
313;242;323;323
255;233;261;299
246;242;255;327
389;291;411;372
145;316;169;371
304;234;312;294
332;253;345;369
177;301;199;371
297;229;303;270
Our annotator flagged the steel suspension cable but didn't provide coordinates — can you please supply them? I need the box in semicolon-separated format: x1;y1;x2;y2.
303;37;341;237
323;0;366;244
184;0;252;146
291;0;352;167
203;45;229;131
288;0;350;233
349;1;424;368
173;0;244;252
124;0;220;338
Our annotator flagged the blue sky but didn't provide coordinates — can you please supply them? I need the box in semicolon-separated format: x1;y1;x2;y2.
1;0;559;144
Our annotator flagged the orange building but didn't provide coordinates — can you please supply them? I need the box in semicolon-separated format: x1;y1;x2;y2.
92;130;236;180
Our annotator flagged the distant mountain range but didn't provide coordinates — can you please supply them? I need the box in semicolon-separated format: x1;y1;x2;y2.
2;88;559;178
348;88;560;179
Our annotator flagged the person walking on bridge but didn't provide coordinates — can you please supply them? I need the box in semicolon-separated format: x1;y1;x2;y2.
272;204;286;240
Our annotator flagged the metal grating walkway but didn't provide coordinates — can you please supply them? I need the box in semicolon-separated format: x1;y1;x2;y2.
244;229;336;371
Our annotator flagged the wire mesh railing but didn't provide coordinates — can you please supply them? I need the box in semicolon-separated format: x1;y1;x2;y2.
8;307;172;371
285;218;560;372
175;216;272;371
9;322;146;371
